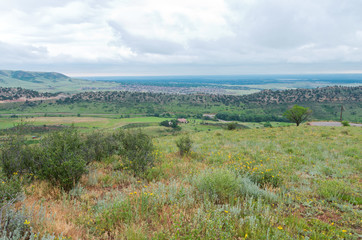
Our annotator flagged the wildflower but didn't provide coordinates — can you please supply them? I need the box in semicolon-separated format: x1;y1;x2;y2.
331;222;334;226
13;172;18;175
24;220;30;225
277;226;283;230
224;210;228;213
245;233;248;238
342;230;347;233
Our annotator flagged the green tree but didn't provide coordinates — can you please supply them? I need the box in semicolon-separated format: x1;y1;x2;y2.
283;105;312;126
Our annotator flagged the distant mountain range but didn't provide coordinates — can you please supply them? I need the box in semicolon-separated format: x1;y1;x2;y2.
0;70;71;83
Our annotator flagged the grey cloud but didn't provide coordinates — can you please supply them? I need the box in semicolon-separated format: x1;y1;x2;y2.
108;21;185;55
0;41;49;63
1;0;362;74
225;0;362;49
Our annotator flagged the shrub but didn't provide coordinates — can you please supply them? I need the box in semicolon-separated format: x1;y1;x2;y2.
83;131;123;162
119;130;154;176
160;120;170;127
263;121;272;128
227;122;237;130
0;135;41;178
0;207;32;239
0;174;22;206
0;136;27;178
341;120;350;126
35;127;87;191
176;135;193;156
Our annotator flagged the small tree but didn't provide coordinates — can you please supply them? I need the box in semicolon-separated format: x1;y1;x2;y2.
283;105;312;126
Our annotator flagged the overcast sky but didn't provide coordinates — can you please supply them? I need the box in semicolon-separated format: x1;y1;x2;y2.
1;0;362;76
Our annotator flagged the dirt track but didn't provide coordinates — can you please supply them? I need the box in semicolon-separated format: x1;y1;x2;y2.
308;121;362;127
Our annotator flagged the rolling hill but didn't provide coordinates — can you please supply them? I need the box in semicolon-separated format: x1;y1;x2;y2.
0;70;118;93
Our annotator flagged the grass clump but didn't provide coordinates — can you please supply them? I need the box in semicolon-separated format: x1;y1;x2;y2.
317;180;361;205
263;121;273;128
190;168;277;203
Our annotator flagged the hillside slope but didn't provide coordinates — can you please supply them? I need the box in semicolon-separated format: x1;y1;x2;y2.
0;70;117;93
58;86;361;105
242;86;362;104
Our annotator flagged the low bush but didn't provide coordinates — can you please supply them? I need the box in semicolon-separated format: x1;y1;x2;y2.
119;130;154;176
0;174;22;206
227;122;237;130
263;121;272;128
176;135;193;156
83;130;123;162
0;136;38;178
0;207;32;239
36;127;87;191
341;120;350;126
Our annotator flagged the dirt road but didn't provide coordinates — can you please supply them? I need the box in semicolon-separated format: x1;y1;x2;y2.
308;121;362;127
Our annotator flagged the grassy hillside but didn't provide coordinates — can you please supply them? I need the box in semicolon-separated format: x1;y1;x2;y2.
1;125;360;239
0;86;360;122
0;70;118;93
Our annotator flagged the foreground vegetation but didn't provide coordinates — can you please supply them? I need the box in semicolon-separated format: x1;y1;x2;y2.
1;122;361;239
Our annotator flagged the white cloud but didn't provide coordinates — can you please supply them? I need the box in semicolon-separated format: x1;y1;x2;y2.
0;0;361;75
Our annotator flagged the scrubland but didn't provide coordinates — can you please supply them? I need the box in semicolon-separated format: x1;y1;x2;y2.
1;125;361;239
